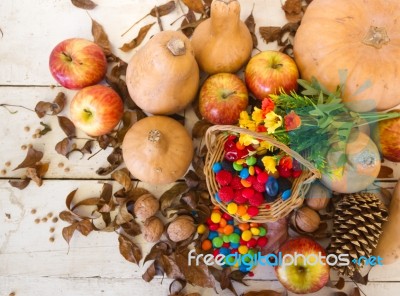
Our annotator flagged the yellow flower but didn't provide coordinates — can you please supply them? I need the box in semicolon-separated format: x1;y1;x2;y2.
239;134;259;146
239;111;257;131
264;111;283;134
251;107;264;125
256;140;274;155
262;156;277;173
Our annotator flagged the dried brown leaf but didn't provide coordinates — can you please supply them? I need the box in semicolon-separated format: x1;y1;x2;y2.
70;197;102;212
282;0;303;23
76;219;94;236
175;250;214;288
111;168;133;191
116;110;147;143
91;18;113;59
118;234;142;265
335;277;345;290
55;137;71;157
120;219;142;237
66;189;78;211
181;190;199;209
150;1;176;17
59;210;79;224
34;92;66;118
332;293;348;296
35;102;52;118
13;147;43;171
120;22;155;52
8;179;30;190
96;148;123;176
144;241;174;263
160;183;189;216
62;223;78;244
142;259;164;282
259;26;282;44
39;122;52;136
71;0;97;10
244;291;284;296
181;0;205;14
169;278;187;296
162;254;184;279
179;18;206;31
99;183;113;205
58;116;76;138
96;134;115;150
115;199;134;225
245;4;258;48
352;269;369;285
192;120;212;139
378;165;394;178
350;288;361;296
181;10;196;38
114;187;150;205
184;170;200;188
229;269;248;286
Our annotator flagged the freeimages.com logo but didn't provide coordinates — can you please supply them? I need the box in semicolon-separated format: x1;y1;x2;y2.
188;249;384;271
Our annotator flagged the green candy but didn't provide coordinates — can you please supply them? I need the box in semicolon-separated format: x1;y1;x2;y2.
247;249;256;257
233;162;243;171
223;235;230;243
258;227;267;237
229;233;240;244
246;156;257;166
212;237;224;248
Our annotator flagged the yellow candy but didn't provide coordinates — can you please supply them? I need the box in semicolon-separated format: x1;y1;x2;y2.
211;212;222;224
236;159;246;165
238;245;249;255
241;230;252;241
248;166;255;176
241;214;251;221
227;203;238;215
250;227;260;236
197;224;207;234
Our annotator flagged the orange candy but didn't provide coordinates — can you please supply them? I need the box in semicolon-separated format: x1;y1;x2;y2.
250;222;259;228
217;227;225;234
236;142;246;150
241;179;252;188
219;218;227;228
202;239;212;251
238;223;250;231
223;224;234;235
236;205;247;216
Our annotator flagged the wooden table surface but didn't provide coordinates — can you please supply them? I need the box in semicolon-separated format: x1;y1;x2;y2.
1;1;400;295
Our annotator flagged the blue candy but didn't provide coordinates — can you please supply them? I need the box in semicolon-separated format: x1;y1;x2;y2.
227;220;235;225
212;162;223;173
265;177;279;197
219;247;230;256
230;243;240;249
208;231;219;240
233;227;241;235
215;192;222;203
281;189;292;201
239;167;250;179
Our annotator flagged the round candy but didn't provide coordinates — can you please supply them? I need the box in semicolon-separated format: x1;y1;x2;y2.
239;264;249;272
249;222;259;228
220;247;230;256
230;243;240;249
219;218;227;228
247;248;256;257
229;233;240;244
248;166;255;176
239;238;247;246
258;226;267;237
228;220;234;225
213;249;220;257
224;139;236;150
215;192;222;203
223;212;233;221
233;227;242;235
212;162;223;173
209;223;219;231
208;231;219;240
241;230;252;242
241;214;251;221
227;203;238;215
223;224;234;235
215;170;233;186
222;235;230;243
247;206;259;217
218;186;235;203
250;227;260;236
236;205;248;216
282;189;292;201
221;159;236;173
257;236;268;247
242;188;255;199
236;142;246;150
230;248;238;254
246;156;257;166
211;212;221;223
239;168;250;179
241;179;252;188
238;245;249;255
197;224;207;234
257;171;269;184
212;237;224;248
202;239;212;251
238;223;250;232
265;177;279;197
223;242;230;248
217;227;225;234
233;162;243;171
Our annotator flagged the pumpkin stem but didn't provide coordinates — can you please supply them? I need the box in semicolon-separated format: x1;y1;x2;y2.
167;38;186;56
362;26;390;49
148;129;161;142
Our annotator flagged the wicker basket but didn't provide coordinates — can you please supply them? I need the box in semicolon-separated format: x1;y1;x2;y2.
204;125;321;223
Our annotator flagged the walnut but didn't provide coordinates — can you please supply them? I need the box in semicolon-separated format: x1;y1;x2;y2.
294;206;320;233
143;216;164;243
134;193;160;221
167;215;195;242
305;182;331;210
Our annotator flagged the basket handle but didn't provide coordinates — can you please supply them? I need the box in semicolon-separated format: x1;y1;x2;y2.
205;125;321;179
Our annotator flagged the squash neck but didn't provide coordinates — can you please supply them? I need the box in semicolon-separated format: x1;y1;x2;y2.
210;1;240;34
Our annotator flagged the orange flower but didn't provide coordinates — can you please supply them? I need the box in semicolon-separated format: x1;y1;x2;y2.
261;97;275;114
284;110;301;131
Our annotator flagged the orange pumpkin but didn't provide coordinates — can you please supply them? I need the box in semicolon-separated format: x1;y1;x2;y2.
294;0;400;112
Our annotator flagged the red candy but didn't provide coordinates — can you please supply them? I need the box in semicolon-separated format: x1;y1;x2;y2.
216;170;233;186
234;192;247;204
230;176;244;190
222;212;233;221
252;181;265;193
257;236;268;247
245;175;257;185
277;165;292;178
209;223;219;231
223;242;230;248
292;170;302;178
240;238;247;245
224;139;236;150
219;186;235;202
206;218;214;225
213;249;220;257
248;192;264;207
247;238;257;248
242;188;255;199
254;166;263;175
257;171;269;184
247;206;259;217
230;248;238;254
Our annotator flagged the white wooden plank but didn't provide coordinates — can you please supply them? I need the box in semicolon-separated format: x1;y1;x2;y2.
0;0;286;86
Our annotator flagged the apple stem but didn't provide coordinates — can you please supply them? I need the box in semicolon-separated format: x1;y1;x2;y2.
272;63;283;69
222;91;237;99
62;51;72;62
84;108;92;118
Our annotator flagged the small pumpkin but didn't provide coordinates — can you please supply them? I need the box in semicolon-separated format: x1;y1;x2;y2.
321;130;381;193
122;116;193;185
190;0;253;74
294;0;400;112
126;30;199;115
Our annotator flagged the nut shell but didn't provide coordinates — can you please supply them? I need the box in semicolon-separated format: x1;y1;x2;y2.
167;215;195;242
305;182;331;211
143;216;164;243
295;206;320;233
134;193;160;221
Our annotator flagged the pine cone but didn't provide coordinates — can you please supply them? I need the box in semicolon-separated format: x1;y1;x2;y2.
328;192;388;277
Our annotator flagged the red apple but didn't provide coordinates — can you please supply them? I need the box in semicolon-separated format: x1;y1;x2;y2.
245;50;299;100
372;110;400;162
199;73;248;125
275;237;330;294
70;85;124;137
49;38;107;90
